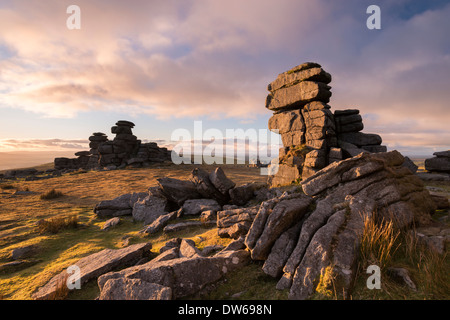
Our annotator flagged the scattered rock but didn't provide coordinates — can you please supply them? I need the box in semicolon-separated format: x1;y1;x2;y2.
217;206;260;239
229;182;266;206
141;211;177;235
157;177;201;206
387;267;417;291
11;244;38;260
102;217;120;231
163;221;203;234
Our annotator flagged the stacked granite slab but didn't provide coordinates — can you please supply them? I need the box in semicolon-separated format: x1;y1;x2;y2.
335;109;386;157
266;62;337;184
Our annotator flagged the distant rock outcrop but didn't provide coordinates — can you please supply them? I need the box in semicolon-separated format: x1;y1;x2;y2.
54;120;171;171
425;150;450;173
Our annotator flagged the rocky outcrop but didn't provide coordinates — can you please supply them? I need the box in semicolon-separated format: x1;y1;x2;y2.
425;150;450;173
55;120;171;171
266;62;388;187
97;243;250;299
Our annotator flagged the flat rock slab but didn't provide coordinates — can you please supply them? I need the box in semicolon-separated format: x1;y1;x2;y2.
32;242;152;300
266;81;332;112
98;249;250;299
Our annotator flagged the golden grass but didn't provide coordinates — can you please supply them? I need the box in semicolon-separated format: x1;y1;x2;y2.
0;163;266;300
40;189;64;200
359;214;400;270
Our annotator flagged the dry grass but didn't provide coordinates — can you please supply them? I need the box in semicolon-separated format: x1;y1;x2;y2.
0;163;266;300
40;189;64;200
36;215;78;235
359;215;400;270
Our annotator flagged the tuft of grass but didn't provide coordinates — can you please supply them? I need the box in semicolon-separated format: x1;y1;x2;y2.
40;189;64;200
36;215;78;235
359;215;400;270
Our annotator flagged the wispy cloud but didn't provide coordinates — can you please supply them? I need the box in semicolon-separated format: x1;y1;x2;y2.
0;138;88;151
0;0;449;153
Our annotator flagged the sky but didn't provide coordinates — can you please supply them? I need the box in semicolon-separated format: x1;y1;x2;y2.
0;0;449;159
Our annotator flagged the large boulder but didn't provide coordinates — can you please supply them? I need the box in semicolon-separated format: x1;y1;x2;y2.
182;199;221;215
99;278;172;300
94;192;148;218
157;177;201;206
132;194;170;225
32;243;152;300
425;151;450;173
266;81;332;112
97;249;250;299
209;167;236;196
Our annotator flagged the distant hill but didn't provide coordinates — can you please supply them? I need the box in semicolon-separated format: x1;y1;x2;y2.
0;151;78;171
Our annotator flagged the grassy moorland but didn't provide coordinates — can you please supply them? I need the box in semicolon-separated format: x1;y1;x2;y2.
0;160;448;300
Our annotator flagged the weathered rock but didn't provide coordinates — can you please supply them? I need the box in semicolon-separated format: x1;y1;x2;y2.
269;164;301;187
266;81;332;112
217;206;260;239
94;192;147;218
289;210;346;300
268;110;305;134
159;238;182;253
262;221;303;278
338;140;367;158
200;210;217;226
249;194;312;261
157;177;201;206
179;239;202;258
402;156;418;174
229;182;266;206
11;245;38;260
209;167;236;195
301;151;436;229
33;243;152;300
182;199;221;215
425;156;450;173
142;211;177;234
267;63;331;92
190;168;228;204
99;278;172;300
387;267;417;291
102;217;120;231
338;132;382;147
163;221;203;234
97;249;250;299
132;195;169;224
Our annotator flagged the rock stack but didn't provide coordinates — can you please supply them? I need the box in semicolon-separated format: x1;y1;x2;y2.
267;63;386;186
425;150;450;173
266;62;336;185
54;121;171;171
335;109;386;157
97;121;140;168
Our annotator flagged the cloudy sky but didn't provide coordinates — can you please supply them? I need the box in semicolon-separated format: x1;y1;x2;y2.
0;0;449;157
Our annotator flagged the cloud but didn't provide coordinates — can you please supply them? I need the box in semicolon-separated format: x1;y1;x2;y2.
0;0;449;152
0;138;89;151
